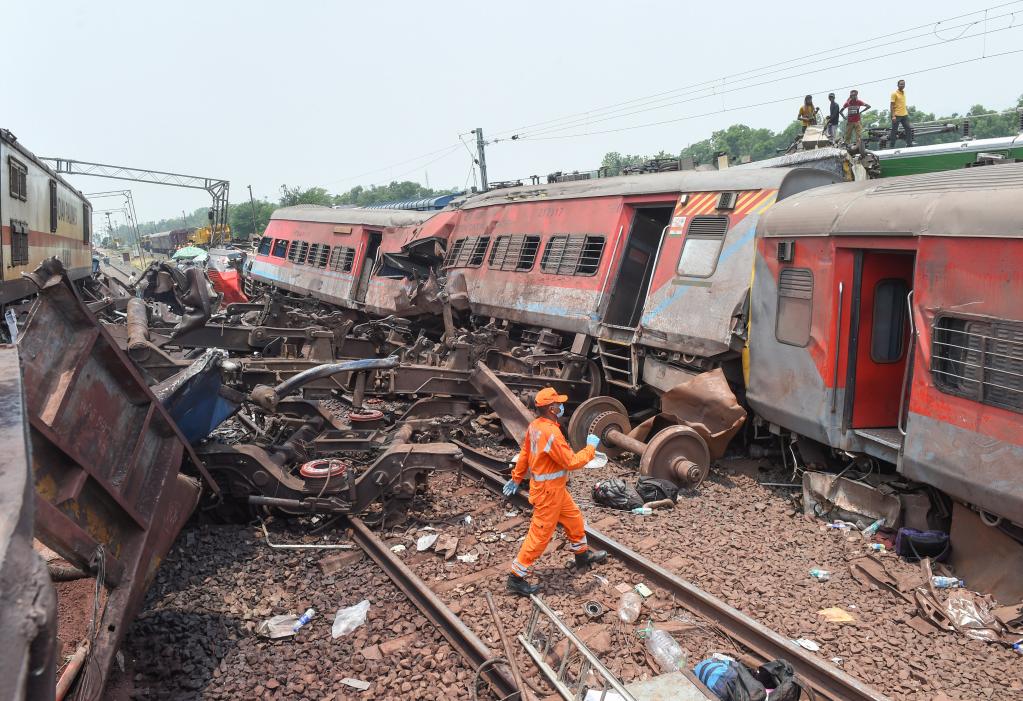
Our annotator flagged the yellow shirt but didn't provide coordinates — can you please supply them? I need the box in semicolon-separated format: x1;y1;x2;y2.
890;90;908;117
798;105;816;125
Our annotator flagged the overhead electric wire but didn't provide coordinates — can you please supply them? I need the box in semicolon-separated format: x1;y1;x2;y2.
512;47;1023;142
513;19;1021;141
325;143;463;186
487;1;1022;140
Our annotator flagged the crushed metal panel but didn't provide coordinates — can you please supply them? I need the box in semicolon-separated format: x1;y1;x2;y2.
802;472;901;529
0;345;58;701
17;269;203;700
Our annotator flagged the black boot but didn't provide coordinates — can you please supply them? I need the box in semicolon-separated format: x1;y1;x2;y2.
571;549;608;571
506;574;540;596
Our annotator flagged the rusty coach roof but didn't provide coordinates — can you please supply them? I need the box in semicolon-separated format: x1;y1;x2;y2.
457;167;839;209
270;204;437;227
760;162;1023;239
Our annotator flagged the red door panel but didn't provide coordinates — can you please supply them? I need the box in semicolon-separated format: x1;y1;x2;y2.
851;252;915;428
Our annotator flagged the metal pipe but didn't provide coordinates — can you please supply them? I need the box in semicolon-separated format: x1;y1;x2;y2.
125;297;150;352
594;225;624;314
604;428;646;455
830;282;844;414
55;642;90;701
897;290;915;437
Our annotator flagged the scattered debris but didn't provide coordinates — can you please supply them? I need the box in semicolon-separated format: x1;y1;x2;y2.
416;533;439;551
340;677;371;691
817;607;857;624
584;601;605;619
390;544;407;554
332;599;371;639
456;552;479;563
433;533;459;559
802;472;900;530
634;583;653;598
792;638;820;652
256;614;302;639
617;591;642;623
809;568;831;582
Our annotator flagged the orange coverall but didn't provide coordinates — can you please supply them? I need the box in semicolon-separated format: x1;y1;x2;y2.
510;416;596;578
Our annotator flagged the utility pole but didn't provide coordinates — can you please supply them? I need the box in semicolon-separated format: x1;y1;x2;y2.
472;128;488;192
182;210;188;228
247;185;259;241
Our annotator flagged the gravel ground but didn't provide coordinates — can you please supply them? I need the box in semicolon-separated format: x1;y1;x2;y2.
116;524;481;700
565;452;1023;701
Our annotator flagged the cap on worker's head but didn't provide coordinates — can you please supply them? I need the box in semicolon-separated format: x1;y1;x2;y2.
534;387;568;407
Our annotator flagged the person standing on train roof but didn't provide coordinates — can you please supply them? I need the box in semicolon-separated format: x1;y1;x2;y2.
826;93;841;142
839;89;871;149
797;95;818;133
504;387;608;596
889;79;914;147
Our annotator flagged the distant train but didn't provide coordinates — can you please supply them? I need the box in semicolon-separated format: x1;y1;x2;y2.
1;128;92;305
143;228;195;255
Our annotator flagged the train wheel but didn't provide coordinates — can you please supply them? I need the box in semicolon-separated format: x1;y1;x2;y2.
639;426;710;488
567;396;629;453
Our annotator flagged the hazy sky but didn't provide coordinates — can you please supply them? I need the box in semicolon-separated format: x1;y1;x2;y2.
5;1;1021;225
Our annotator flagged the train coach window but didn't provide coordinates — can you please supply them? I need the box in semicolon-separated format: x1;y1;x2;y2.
83;203;91;244
445;236;491;268
932;315;1023;414
271;239;288;258
489;235;541;271
8;157;27;201
258;237;272;255
9;220;29;266
871;278;909;363
308;243;321;266
314;245;330;268
287;240;300;262
676;216;728;278
775;267;813;347
540;234;605;276
330;245;356;272
49;180;58;232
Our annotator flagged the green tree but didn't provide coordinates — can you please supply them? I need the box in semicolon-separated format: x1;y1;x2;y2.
334;181;457;207
600;152;648;177
228;199;276;239
279;185;335;207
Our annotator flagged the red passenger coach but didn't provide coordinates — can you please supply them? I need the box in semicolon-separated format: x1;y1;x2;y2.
747;164;1023;526
248;205;437;314
445;169;840;391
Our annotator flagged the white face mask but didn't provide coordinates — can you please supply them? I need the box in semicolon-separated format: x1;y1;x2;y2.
555;404;564;418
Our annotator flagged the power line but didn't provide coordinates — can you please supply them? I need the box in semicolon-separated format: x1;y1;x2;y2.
324;143;462;186
488;1;1022;140
514;19;1021;140
516;48;1023;141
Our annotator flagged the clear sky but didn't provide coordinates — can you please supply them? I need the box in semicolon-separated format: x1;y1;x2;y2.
5;0;1021;225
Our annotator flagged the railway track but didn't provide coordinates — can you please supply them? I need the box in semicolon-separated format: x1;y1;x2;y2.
454;444;892;701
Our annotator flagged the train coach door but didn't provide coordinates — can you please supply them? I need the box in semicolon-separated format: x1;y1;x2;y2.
602;205;674;327
848;250;915;429
353;231;382;303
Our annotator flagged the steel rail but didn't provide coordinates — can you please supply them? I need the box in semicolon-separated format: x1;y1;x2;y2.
457;450;891;701
344;517;517;700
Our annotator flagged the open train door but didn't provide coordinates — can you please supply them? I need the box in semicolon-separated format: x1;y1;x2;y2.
845;249;915;457
352;230;382;303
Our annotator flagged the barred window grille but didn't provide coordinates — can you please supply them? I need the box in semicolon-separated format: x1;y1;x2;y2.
315;244;330;268
676;215;729;278
932;315;1023;414
540;234;605;276
258;237;272;255
10;220;29;266
329;245;356;272
295;241;309;264
308;243;320;267
287;240;300;262
488;234;541;271
445;236;491;268
271;239;288;258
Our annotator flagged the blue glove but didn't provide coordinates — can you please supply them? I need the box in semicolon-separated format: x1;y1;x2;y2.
586;434;600;448
502;479;519;497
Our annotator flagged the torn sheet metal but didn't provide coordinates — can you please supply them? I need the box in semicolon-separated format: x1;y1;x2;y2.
629;368;746;459
948;502;1023;606
0;345;57;701
802;472;901;530
17;262;207;700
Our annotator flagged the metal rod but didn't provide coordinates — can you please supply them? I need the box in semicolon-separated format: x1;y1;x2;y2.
897;289;916;436
259;520;355;550
485;590;532;701
605;428;646;456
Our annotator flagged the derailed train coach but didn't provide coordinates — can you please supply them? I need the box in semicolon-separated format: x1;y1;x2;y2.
747;163;1023;526
247;205;439;315
438;168;842;392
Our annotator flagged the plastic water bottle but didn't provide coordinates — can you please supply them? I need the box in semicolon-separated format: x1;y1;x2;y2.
809;568;831;582
292;607;316;632
631;506;653;515
869;543;886;553
931;576;963;589
1012;641;1022;655
862;519;885;537
827;521;852;530
617;592;642;623
646;629;687;673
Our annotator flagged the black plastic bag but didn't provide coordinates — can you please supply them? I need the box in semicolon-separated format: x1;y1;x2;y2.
635;476;679;504
753;659;804;701
895;528;949;562
592;478;644;511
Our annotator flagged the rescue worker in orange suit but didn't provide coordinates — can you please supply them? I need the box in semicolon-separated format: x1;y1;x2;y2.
504;387;607;596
